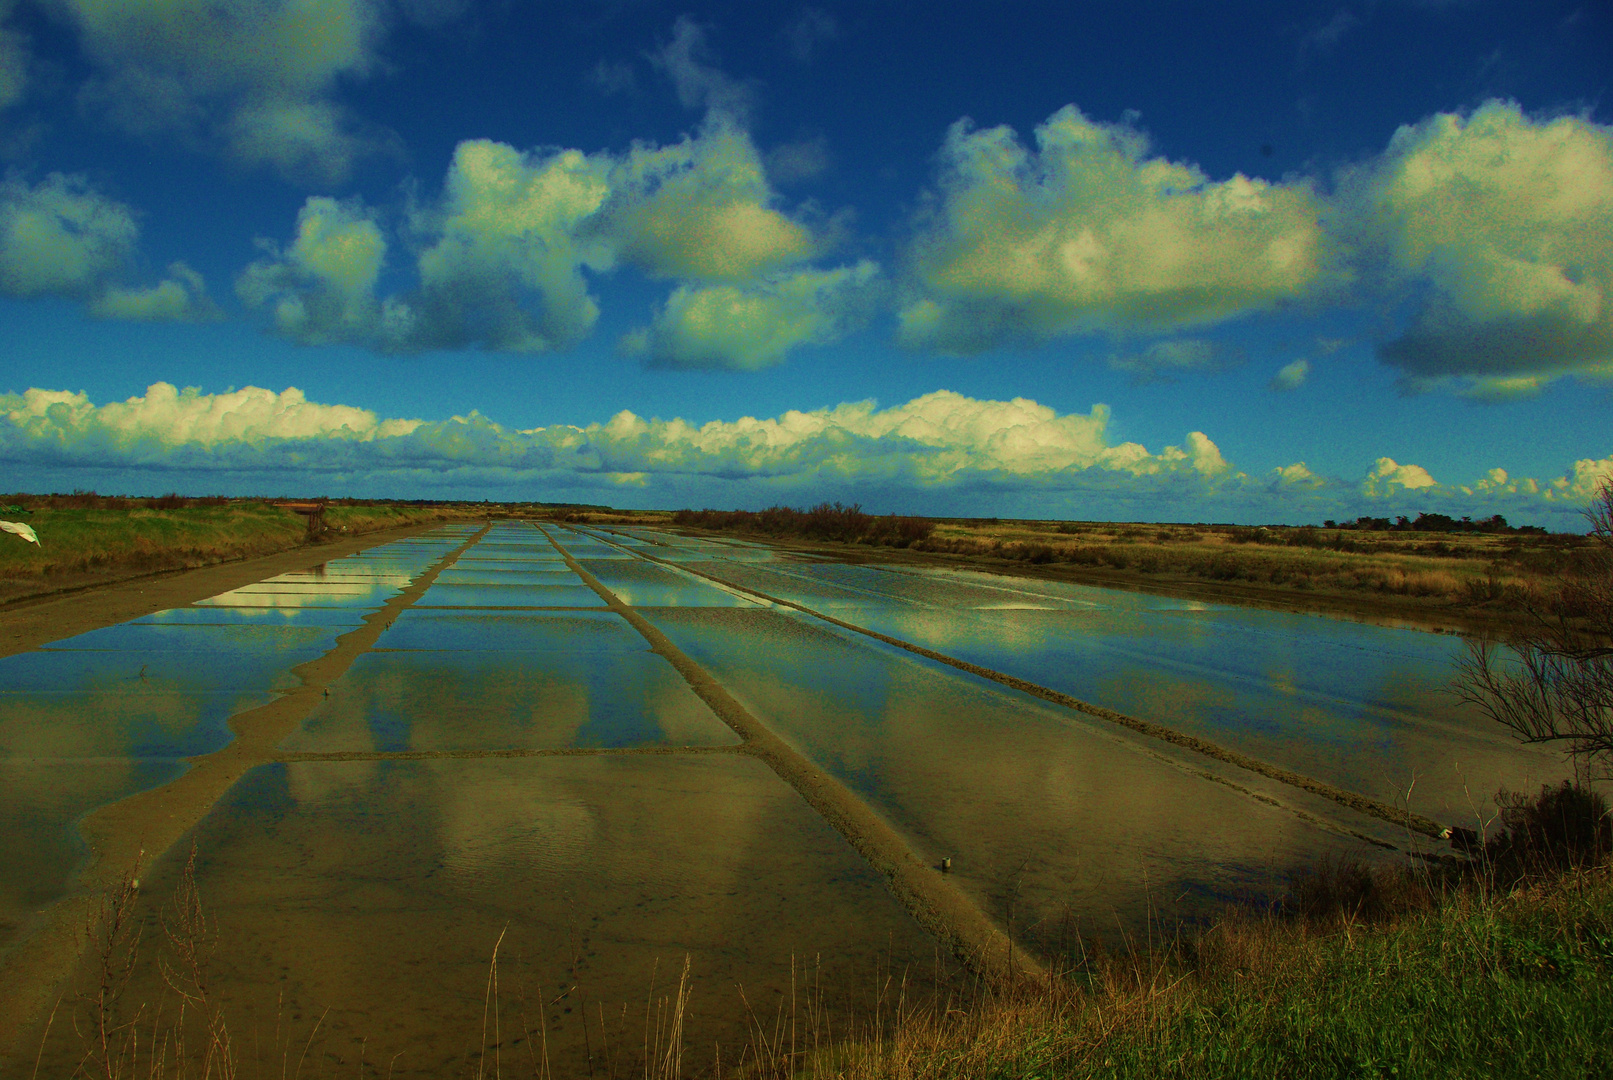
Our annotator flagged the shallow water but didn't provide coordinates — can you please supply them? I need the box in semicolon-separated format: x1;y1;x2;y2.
281;647;738;752
194;585;401;608
134;605;371;627
0;636;301;951
414;581;608;607
33;755;938;1077
639;605;1377;957
631;539;1566;826
0;534;447;958
1;520;1575;1074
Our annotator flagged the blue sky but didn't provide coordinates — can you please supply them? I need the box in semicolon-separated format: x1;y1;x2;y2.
0;1;1609;526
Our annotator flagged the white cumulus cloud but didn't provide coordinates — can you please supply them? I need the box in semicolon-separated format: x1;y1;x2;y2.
0;382;420;459
0;384;1238;497
240;120;825;359
237;196;387;346
3;384;1604;528
62;0;402;182
899;105;1334;352
90;261;218;322
405;139;614;352
1563;454;1613;501
1361;457;1437;496
623;261;880;370
0;172;136;298
605;120;814;282
1271;462;1323;489
1348;100;1613;395
1;173;211;321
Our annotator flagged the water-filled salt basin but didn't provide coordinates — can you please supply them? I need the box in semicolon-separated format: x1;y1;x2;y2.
1;519;1572;1072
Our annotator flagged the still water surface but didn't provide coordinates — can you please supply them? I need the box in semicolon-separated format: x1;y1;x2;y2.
2;520;1570;1074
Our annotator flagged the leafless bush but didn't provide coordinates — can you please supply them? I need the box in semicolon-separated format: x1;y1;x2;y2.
1456;479;1613;779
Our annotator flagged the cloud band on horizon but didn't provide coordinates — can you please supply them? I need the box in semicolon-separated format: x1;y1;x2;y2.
3;383;1607;527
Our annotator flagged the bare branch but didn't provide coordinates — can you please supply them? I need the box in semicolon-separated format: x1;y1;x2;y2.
1455;479;1613;779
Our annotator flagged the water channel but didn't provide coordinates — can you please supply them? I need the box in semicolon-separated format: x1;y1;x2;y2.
0;521;1569;1075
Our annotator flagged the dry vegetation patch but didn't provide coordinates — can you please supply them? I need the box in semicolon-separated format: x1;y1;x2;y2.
909;518;1573;608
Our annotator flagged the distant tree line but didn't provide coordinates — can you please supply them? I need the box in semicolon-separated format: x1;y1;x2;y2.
672;503;935;547
1321;512;1546;534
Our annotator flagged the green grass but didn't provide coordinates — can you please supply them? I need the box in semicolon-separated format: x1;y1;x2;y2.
818;865;1613;1080
1096;882;1611;1079
0;502;304;577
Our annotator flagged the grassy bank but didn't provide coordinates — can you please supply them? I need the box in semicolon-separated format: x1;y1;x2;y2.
0;495;483;605
820;869;1611;1079
914;518;1585;609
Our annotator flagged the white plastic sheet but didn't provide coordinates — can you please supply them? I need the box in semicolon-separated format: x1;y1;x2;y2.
1;520;39;545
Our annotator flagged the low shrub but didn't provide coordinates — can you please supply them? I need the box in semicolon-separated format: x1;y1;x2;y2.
1487;782;1612;881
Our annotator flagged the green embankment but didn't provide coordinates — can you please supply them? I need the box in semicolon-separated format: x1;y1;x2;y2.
872;874;1611;1079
